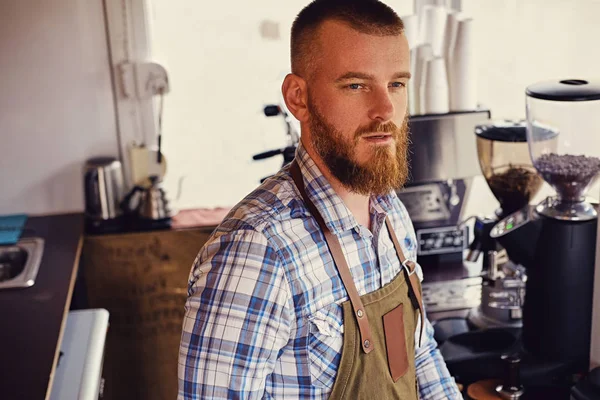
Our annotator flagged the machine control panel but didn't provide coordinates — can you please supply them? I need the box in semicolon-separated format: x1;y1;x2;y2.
490;206;535;238
417;225;469;256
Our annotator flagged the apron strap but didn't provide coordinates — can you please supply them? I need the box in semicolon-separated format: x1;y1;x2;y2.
290;160;374;354
385;217;425;347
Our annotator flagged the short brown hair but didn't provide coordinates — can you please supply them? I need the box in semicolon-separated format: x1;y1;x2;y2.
291;0;405;78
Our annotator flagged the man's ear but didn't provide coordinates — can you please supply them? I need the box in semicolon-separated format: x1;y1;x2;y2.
281;73;309;123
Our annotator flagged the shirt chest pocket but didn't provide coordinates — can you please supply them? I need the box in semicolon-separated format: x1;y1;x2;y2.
306;303;344;389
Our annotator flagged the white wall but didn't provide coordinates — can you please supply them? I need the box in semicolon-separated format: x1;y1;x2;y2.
461;0;600;217
3;1;599;216
147;0;416;210
147;0;600;212
463;0;600;120
0;0;119;216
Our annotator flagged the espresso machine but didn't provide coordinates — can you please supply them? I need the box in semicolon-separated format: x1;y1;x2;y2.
396;109;491;314
440;79;600;400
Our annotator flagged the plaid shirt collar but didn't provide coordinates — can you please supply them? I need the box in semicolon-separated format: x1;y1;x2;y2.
294;141;398;235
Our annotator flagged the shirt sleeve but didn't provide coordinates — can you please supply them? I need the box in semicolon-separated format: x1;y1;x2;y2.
415;313;462;399
178;228;293;400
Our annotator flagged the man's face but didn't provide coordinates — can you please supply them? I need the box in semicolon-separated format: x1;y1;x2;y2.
305;20;411;195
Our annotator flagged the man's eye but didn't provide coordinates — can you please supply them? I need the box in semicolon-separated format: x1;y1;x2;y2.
390;82;406;88
348;83;362;90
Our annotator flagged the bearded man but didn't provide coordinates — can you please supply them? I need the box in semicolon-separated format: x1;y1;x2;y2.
178;1;462;399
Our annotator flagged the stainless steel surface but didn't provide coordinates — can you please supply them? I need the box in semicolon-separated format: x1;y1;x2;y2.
138;182;173;220
398;179;473;256
468;252;526;329
535;195;598;221
487;250;508;281
468;307;522;330
120;175;174;222
421;277;482;313
0;237;44;289
496;385;524;400
447;179;460;206
407;110;491;184
84;157;125;221
399;183;451;222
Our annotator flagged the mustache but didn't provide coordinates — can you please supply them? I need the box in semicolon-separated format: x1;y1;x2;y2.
354;121;400;140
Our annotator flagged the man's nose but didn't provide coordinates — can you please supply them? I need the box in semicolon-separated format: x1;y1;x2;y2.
368;87;395;122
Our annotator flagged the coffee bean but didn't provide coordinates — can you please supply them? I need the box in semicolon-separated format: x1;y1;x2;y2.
535;153;600;201
487;166;543;216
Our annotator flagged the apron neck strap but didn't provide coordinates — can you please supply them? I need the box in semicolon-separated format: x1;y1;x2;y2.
289;160;374;354
384;217;425;346
289;159;424;350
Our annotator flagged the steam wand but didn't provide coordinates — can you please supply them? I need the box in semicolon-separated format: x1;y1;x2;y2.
253;104;300;182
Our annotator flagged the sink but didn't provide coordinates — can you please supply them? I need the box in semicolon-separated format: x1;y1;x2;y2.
0;238;44;289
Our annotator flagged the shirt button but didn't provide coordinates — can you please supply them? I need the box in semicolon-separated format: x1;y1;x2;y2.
357;309;364;318
364;339;370;348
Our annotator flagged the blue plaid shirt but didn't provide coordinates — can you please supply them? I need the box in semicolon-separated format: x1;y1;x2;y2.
178;142;462;399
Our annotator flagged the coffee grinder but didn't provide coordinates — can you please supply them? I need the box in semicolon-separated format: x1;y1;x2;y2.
441;80;600;399
466;121;544;330
490;79;600;384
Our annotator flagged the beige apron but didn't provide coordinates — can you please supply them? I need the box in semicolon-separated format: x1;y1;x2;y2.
290;161;425;399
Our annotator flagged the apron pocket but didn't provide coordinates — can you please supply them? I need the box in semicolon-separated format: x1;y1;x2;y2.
382;303;409;382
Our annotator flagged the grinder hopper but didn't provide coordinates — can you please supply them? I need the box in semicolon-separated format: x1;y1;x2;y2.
475;121;544;218
526;79;600;220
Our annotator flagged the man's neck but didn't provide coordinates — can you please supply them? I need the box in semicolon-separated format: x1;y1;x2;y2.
301;138;371;229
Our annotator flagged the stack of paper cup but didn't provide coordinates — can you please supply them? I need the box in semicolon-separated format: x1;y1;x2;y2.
442;11;462;85
412;44;434;115
418;5;447;57
405;2;477;116
408;48;418;115
402;14;420;48
416;0;455;14
449;18;477;111
421;57;450;114
403;14;420;115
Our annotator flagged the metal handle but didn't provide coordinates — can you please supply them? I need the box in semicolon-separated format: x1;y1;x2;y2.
487;249;509;281
495;353;524;399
